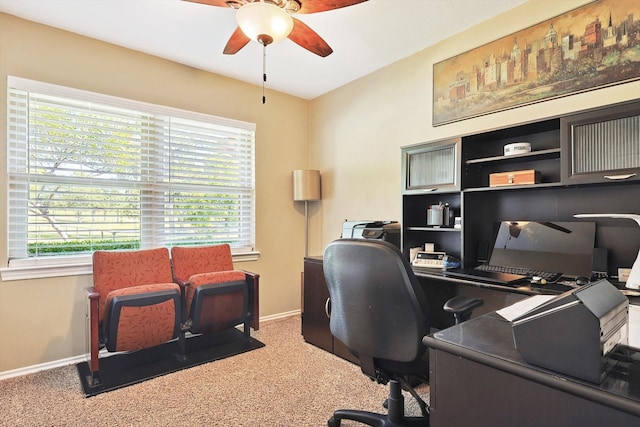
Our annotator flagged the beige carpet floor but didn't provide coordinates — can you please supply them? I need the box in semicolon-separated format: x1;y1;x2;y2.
0;315;428;426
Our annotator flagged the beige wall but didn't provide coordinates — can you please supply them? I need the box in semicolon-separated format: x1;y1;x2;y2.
308;0;640;255
0;13;310;372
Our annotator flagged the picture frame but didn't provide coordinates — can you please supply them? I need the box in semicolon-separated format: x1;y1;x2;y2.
433;0;640;126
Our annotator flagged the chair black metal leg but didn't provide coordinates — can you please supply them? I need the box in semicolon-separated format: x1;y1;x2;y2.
327;380;429;427
398;376;429;418
329;409;383;426
86;371;103;388
243;317;251;339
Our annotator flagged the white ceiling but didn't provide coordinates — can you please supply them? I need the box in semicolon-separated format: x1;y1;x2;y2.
0;0;528;99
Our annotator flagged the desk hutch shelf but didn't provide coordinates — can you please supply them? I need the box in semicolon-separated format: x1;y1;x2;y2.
402;99;640;276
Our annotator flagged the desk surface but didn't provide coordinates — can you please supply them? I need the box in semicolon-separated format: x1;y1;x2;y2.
415;268;584;295
425;313;640;418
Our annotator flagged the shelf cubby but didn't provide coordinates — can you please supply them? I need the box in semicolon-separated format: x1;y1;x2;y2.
402;100;640;276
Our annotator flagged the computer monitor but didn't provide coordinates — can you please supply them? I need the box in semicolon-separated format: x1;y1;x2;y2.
488;221;596;278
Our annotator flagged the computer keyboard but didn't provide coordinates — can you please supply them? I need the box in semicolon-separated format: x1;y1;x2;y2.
475;264;562;282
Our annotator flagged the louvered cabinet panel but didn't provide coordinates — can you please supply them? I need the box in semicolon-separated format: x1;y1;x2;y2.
402;137;462;194
561;101;640;185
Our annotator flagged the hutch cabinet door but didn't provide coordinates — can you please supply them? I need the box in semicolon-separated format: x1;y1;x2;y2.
561;101;640;185
402;138;461;194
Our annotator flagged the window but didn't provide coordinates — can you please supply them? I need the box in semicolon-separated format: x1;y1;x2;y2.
4;77;257;279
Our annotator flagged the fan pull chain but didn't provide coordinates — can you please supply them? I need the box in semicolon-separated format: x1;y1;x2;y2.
262;44;267;104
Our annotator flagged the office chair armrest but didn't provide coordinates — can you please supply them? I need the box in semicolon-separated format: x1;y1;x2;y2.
443;295;484;324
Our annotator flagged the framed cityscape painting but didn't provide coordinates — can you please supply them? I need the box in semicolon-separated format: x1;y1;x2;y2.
433;0;640;126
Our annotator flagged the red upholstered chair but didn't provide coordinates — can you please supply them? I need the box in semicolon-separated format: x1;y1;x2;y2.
170;244;259;340
87;247;181;387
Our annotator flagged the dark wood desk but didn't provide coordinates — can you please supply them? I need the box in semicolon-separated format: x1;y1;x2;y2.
413;270;555;329
414;269;576;296
425;313;640;427
302;257;359;364
414;270;639;329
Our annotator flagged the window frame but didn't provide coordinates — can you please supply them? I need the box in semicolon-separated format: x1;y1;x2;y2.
2;77;259;281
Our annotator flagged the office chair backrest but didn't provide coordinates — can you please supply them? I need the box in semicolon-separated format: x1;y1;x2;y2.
323;239;431;363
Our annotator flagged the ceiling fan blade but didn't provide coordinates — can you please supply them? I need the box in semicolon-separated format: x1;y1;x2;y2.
223;27;251;54
288;17;333;57
182;0;244;7
296;0;368;14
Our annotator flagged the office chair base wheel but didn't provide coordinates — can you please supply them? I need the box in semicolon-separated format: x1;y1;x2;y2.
329;413;427;427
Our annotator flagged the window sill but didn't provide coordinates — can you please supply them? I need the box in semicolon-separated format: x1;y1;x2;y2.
0;250;261;282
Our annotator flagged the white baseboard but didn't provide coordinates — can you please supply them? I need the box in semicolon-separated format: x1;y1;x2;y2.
0;355;87;381
0;310;302;382
259;309;300;323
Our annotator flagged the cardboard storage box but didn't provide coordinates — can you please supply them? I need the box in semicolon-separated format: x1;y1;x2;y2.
489;169;540;187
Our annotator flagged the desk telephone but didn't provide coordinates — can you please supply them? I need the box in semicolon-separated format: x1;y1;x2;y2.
412;251;447;269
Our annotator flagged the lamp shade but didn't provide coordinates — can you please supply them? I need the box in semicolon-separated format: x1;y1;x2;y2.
236;2;294;46
293;170;321;201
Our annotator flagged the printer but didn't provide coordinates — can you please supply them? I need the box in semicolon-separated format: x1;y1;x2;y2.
341;220;401;249
512;279;629;383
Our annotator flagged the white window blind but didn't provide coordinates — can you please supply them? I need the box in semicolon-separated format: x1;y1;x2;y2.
6;77;256;264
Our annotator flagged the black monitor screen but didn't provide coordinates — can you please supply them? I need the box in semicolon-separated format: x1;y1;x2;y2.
488;221;596;278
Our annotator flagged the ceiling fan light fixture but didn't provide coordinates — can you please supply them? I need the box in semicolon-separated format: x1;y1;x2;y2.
236;2;294;46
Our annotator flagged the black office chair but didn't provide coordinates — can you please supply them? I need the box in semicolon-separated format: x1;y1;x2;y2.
323;239;482;427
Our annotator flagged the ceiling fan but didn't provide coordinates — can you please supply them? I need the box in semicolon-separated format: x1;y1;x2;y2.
184;0;369;57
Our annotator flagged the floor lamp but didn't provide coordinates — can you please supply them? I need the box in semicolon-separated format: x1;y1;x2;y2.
293;170;321;257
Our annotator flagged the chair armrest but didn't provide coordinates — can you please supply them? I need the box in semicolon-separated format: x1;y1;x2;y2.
86;287;101;375
443;295;483;313
443;296;484;325
174;278;189;287
87;286;100;301
170;280;188;326
243;271;260;331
